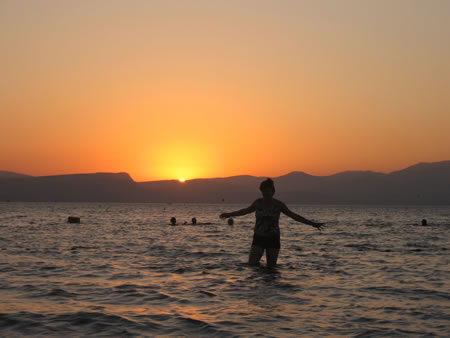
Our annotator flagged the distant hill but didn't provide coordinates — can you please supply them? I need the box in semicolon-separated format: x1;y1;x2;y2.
0;161;449;204
0;171;31;179
0;172;139;202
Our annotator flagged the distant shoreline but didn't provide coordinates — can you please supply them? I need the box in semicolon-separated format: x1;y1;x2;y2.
1;201;449;207
1;161;449;205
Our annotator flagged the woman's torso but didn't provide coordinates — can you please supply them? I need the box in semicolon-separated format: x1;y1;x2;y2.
254;199;281;236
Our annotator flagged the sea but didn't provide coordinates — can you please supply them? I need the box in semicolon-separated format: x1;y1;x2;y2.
0;202;449;337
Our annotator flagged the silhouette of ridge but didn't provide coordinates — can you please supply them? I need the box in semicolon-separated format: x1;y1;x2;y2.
0;171;32;179
0;161;449;204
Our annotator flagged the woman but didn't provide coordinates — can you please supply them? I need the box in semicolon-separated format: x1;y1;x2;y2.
220;178;325;267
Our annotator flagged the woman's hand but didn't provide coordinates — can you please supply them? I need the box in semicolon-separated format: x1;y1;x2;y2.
220;213;230;219
311;222;326;231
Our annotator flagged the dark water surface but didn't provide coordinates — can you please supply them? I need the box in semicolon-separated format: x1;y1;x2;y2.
1;202;449;336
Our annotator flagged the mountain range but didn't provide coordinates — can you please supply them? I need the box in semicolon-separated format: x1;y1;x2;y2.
1;161;449;204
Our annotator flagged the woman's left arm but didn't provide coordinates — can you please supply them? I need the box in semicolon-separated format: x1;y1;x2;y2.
280;202;326;231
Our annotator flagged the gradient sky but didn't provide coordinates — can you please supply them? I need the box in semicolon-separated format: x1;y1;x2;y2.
1;0;449;181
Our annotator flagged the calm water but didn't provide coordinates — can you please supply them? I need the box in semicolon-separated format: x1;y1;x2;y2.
0;202;449;337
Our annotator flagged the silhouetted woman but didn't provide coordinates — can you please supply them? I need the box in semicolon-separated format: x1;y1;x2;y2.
220;178;325;267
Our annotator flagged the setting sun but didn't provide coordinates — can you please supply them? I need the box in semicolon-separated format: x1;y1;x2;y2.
179;178;185;183
1;1;449;183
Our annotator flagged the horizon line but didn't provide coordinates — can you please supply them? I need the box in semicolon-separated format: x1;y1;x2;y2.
2;160;449;183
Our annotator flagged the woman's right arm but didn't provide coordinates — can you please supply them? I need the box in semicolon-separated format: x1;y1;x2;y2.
220;200;257;218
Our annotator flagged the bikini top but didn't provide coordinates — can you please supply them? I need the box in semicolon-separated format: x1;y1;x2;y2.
254;201;281;236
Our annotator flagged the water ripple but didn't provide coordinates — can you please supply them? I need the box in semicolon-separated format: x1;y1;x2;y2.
0;202;449;336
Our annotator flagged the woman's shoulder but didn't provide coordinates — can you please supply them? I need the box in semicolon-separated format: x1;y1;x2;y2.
252;198;263;206
273;199;287;209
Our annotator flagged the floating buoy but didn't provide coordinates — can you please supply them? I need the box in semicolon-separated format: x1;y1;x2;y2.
68;216;80;224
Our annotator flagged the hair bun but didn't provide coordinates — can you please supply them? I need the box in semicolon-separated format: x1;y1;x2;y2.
259;178;275;192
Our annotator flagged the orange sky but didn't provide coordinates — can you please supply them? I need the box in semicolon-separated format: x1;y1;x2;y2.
1;1;449;181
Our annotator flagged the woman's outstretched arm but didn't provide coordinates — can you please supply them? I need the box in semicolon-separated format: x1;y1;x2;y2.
280;202;325;231
220;201;257;219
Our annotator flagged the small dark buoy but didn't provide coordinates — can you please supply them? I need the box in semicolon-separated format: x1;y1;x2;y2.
421;219;428;226
68;216;80;224
227;218;234;225
191;217;197;225
170;217;176;225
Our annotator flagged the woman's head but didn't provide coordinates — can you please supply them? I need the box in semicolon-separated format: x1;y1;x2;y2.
259;178;275;199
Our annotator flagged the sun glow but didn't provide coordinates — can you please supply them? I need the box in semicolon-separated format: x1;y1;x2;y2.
144;140;218;181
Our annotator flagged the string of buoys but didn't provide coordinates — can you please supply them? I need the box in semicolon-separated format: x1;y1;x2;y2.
64;215;430;227
169;216;233;226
